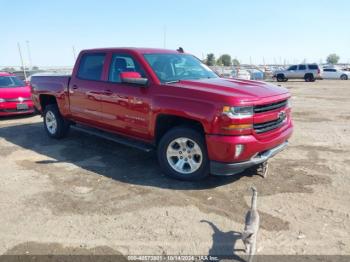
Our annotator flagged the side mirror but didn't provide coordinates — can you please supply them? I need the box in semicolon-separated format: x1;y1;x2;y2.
120;72;148;86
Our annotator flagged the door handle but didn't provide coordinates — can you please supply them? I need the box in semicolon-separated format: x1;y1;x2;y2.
104;90;113;96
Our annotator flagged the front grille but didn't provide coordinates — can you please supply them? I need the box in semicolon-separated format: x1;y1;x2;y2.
254;116;286;134
4;97;31;102
254;99;287;113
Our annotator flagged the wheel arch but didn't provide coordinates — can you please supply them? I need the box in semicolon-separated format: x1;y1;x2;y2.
154;114;206;145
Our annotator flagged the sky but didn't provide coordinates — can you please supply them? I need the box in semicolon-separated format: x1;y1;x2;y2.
2;0;350;67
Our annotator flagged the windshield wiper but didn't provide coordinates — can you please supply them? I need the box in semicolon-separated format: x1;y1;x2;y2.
165;80;180;84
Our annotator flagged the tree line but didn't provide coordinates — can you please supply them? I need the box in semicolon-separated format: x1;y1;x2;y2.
204;53;240;67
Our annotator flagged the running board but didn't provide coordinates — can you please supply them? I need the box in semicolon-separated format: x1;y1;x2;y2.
71;124;154;152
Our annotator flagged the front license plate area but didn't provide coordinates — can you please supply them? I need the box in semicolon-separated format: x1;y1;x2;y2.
16;103;29;110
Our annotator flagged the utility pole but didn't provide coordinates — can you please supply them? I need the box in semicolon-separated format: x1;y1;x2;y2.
17;42;27;80
72;46;77;61
163;26;167;48
26;40;32;69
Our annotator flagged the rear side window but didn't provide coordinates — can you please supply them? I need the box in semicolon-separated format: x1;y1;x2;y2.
77;53;106;81
298;65;306;70
308;64;319;70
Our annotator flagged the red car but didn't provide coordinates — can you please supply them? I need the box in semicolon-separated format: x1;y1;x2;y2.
31;48;293;181
0;72;35;116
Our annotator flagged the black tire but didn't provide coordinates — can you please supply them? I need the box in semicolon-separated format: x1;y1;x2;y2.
43;104;70;139
276;74;285;82
304;74;315;82
340;74;348;80
157;127;209;181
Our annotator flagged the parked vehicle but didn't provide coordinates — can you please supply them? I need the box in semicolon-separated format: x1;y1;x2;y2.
0;72;35;116
321;68;349;80
31;48;293;181
234;69;251;80
273;64;321;82
248;69;264;80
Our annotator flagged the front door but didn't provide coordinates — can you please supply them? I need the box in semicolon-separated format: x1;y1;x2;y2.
99;53;152;141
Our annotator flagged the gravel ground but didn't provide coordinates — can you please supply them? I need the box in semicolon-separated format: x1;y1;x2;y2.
0;80;349;257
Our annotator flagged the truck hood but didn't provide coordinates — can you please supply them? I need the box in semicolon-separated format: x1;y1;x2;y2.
170;78;289;100
0;86;32;99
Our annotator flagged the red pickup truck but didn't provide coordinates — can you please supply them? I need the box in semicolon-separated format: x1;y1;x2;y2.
31;48;293;181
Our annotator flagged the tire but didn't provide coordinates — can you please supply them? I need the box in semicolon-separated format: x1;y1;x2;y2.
43;104;70;139
304;74;315;82
276;74;285;82
157;127;210;181
340;74;348;80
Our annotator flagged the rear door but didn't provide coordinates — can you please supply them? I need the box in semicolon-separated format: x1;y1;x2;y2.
297;64;307;78
99;52;152;140
68;52;106;124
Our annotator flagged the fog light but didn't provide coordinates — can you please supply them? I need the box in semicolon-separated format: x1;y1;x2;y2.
235;144;245;158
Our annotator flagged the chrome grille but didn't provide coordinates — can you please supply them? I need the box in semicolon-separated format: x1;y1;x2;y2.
254;99;287;113
254;114;287;134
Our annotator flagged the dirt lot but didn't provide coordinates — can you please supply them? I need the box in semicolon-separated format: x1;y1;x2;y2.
0;80;349;257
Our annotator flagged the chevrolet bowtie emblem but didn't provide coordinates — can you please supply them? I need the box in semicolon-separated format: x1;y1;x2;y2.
278;111;286;120
18;97;24;102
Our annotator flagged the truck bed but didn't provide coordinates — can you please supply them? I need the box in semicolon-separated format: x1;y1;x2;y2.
30;74;71;113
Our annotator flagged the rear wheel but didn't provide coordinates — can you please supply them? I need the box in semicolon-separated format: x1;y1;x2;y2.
157;127;209;181
43;104;70;139
340;74;348;80
304;74;315;82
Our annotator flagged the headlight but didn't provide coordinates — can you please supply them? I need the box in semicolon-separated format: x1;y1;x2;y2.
223;106;254;118
286;98;292;108
0;98;5;103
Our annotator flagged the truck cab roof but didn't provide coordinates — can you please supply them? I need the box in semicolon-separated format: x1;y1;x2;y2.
82;47;181;55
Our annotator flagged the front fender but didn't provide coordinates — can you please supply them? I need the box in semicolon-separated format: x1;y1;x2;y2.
151;95;219;135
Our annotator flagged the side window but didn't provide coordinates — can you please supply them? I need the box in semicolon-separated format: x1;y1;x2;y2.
288;65;297;70
77;53;106;81
108;54;146;83
308;64;318;70
323;69;331;72
298;65;306;70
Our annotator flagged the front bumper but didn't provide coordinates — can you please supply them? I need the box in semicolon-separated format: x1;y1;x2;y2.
0;101;34;116
210;141;289;176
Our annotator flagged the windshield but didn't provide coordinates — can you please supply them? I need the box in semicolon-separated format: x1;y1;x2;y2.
0;76;25;88
144;54;218;83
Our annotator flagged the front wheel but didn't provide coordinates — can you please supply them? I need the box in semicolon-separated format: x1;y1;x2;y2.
44;104;70;139
157;127;209;181
276;74;285;82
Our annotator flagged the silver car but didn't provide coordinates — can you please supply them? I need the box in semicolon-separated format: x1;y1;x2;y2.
274;64;321;82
